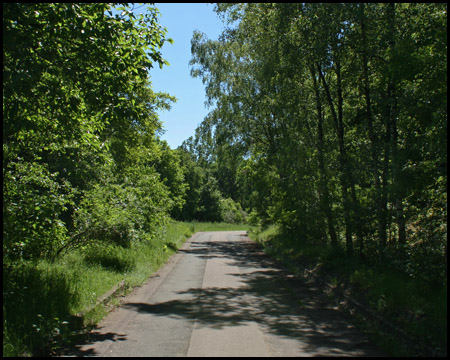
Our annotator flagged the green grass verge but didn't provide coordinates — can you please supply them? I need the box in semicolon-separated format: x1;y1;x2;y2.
3;220;250;357
188;220;250;233
248;224;447;357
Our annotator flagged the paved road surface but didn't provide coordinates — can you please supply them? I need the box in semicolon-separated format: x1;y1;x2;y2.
67;231;384;357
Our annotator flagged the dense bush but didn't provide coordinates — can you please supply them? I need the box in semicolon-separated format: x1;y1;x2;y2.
220;198;246;224
72;165;172;250
3;159;74;262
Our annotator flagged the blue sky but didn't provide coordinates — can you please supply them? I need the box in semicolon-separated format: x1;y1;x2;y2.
147;3;226;149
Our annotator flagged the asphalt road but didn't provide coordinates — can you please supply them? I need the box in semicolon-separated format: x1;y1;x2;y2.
67;231;384;357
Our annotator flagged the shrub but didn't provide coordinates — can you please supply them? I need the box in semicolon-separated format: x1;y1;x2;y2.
72;165;171;250
220;198;247;224
3;159;74;262
73;183;136;248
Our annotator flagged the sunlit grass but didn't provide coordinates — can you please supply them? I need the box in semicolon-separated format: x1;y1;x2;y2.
3;220;253;356
188;220;250;233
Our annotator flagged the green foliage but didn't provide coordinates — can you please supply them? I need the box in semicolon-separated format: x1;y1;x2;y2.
2;221;196;356
73;165;171;249
251;225;447;356
189;2;447;285
3;159;74;262
153;140;187;216
175;146;223;222
196;175;223;222
220;198;246;224
3;4;183;354
186;221;249;233
3;3;176;261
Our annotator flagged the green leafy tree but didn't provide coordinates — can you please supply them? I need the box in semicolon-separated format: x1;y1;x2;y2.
176;142;223;222
189;3;447;285
154;139;187;217
3;3;175;261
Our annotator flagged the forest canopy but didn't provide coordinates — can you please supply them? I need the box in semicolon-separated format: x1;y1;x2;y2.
3;3;447;286
188;3;447;285
2;3;447;356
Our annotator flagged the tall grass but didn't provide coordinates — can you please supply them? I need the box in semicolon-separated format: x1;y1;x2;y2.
2;221;174;355
3;261;81;356
3;220;251;356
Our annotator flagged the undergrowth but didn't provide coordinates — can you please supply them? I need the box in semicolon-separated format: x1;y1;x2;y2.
249;225;447;357
3;220;249;357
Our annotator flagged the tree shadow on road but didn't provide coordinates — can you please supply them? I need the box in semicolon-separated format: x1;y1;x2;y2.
123;237;385;357
62;330;128;356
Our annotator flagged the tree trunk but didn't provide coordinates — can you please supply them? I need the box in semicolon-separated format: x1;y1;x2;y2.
310;65;339;249
359;3;386;252
386;3;406;245
318;63;353;256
